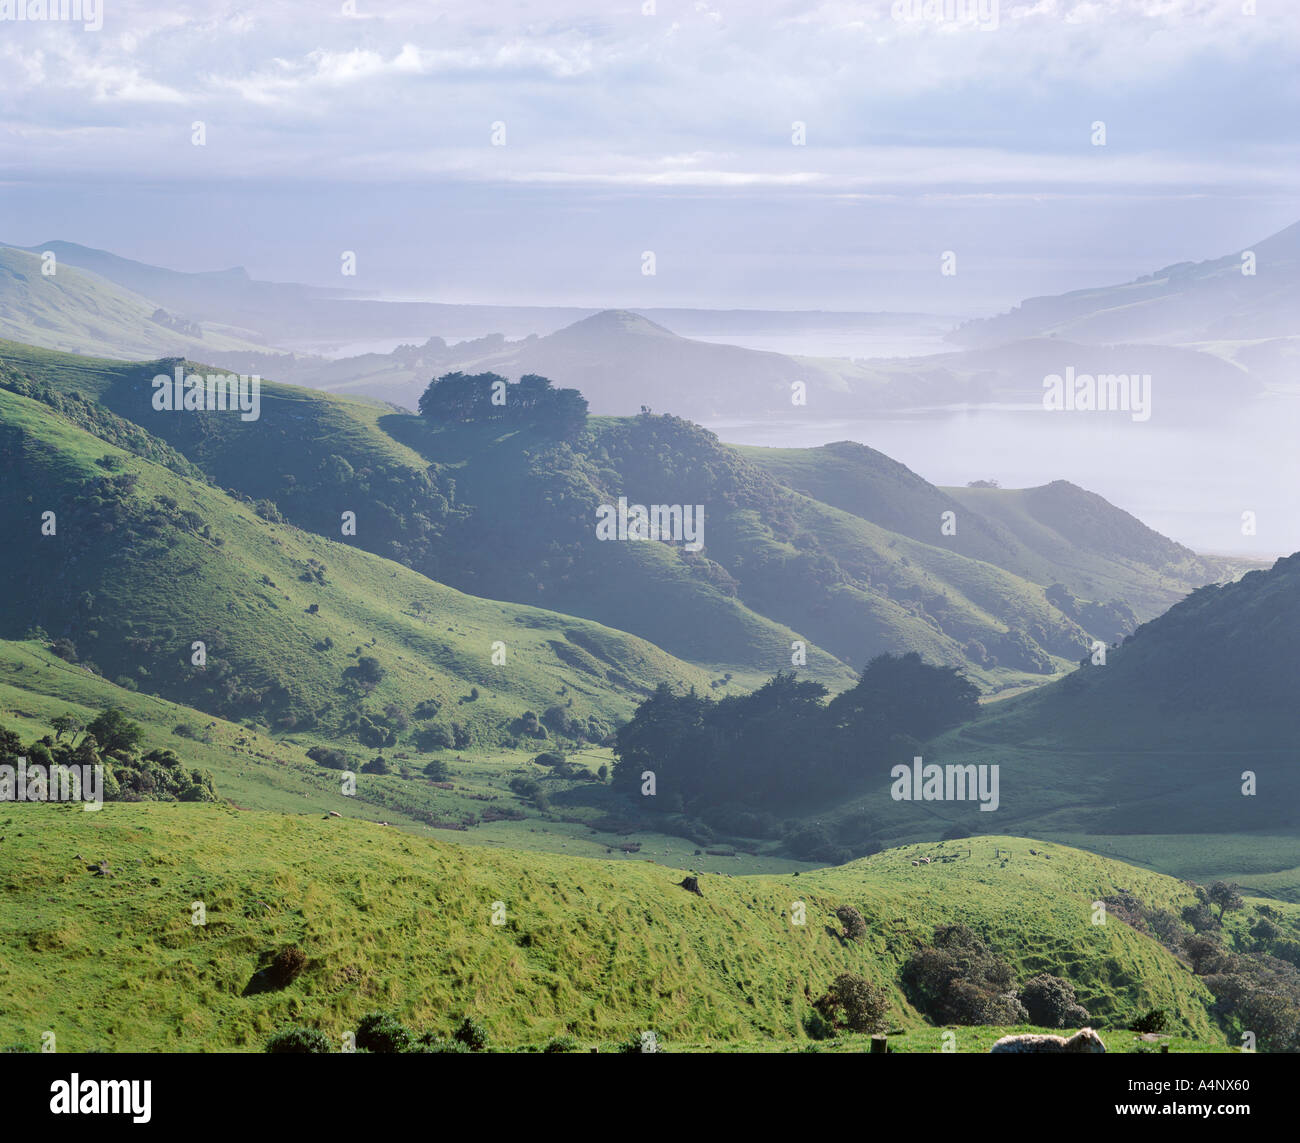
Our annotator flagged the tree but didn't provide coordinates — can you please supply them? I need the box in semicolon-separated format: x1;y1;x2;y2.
344;656;385;692
1018;974;1090;1028
50;714;80;743
86;708;143;755
1208;881;1244;922
814;973;889;1033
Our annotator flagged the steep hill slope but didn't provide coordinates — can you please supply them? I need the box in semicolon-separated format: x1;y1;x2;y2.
0;384;722;748
895;553;1300;843
742;441;1240;622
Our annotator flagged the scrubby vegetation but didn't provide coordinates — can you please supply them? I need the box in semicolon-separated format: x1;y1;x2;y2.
611;654;977;851
0;707;216;803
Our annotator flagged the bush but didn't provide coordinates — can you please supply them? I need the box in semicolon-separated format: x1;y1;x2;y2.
453;1016;489;1052
1131;1009;1168;1034
814;973;889;1033
307;746;349;770
423;759;450;781
265;1026;332;1054
415;724;454;752
616;1030;661;1054
802;1009;836;1041
1018;974;1090;1029
835;905;868;942
542;1034;579;1054
355;1012;415;1054
901;923;1022;1026
266;945;307;988
414;1036;470;1054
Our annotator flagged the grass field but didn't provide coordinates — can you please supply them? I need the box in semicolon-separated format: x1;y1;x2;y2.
0;809;1254;1053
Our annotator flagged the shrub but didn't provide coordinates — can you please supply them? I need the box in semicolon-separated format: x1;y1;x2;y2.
901;923;1022;1026
265;1026;332;1054
835;905;868;942
414;724;455;752
1131;1009;1168;1034
423;759;450;781
543;1034;579;1054
802;1009;836;1041
307;746;349;770
355;1012;415;1054
267;945;307;988
814;973;889;1033
616;1030;661;1054
414;1036;470;1054
453;1017;489;1052
1018;975;1090;1029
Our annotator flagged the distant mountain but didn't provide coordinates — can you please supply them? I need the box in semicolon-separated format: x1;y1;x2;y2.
0;246;274;360
948;220;1300;348
267;312;1260;424
267;308;869;418
13;240;944;357
740;440;1245;621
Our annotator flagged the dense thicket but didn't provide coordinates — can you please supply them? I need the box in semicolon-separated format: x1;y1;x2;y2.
611;652;979;811
418;372;588;439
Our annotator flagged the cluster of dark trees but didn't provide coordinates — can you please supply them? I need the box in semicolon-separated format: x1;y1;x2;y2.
611;652;980;812
417;372;588;439
0;708;218;803
901;923;1090;1027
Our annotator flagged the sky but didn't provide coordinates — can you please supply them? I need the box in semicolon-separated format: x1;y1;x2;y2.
1;0;1299;311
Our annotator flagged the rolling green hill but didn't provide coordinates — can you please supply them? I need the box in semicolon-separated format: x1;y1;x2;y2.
0;336;1249;691
0;247;275;360
846;553;1300;871
0;811;1241;1052
737;439;1246;623
0;383;729;751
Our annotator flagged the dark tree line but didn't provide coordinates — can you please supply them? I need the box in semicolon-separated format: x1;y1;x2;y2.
611;652;979;811
418;372;588;439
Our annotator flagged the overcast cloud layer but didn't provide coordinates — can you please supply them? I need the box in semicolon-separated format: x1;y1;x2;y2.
2;0;1297;309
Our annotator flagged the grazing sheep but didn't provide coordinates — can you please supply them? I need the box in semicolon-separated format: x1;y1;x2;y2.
919;857;931;865
990;1028;1106;1054
911;860;920;866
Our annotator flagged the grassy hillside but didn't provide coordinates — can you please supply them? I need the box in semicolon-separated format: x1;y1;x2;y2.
0;247;274;360
0;811;1238;1052
0;385;731;750
2;335;1246;691
740;440;1243;621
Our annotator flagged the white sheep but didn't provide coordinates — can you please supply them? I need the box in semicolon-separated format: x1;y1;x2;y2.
990;1028;1106;1054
